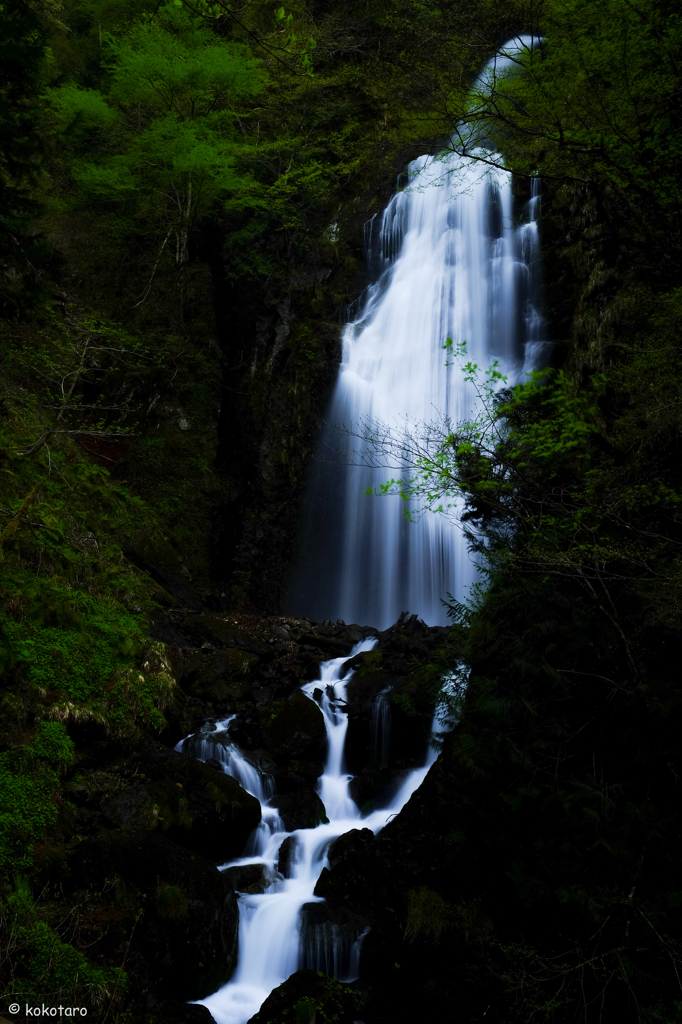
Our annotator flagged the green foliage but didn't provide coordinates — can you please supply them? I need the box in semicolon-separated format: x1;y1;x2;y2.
1;575;144;700
456;0;682;279
0;723;72;869
106;8;263;112
26;721;75;770
0;754;60;870
390;691;416;717
49;1;265;267
0;877;126;1009
0;0;47;312
252;972;363;1024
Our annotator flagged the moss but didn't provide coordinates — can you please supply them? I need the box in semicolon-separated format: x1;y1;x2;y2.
27;721;75;770
0;755;60;870
0;879;126;1010
258;689;325;761
390;691;417;717
250;971;364;1024
1;579;145;702
156;881;190;919
359;649;384;676
0;723;74;869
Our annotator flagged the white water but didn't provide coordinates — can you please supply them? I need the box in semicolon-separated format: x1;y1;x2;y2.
371;687;392;769
286;36;546;629
185;639;451;1024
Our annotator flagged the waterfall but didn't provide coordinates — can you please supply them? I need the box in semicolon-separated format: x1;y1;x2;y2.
286;36;546;629
183;35;546;1024
189;639;452;1024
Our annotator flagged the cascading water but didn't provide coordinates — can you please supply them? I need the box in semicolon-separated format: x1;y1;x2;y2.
371;687;391;768
175;719;283;845
286;35;547;629
182;639;452;1024
178;35;546;1024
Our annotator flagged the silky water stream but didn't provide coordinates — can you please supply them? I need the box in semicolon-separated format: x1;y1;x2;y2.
176;638;450;1024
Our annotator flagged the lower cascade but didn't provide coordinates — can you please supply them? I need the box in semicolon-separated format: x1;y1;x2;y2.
177;638;451;1024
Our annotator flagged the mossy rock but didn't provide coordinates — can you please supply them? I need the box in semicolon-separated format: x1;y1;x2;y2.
176;647;259;702
257;690;326;763
272;787;328;831
123;531;200;609
178;614;273;657
69;830;238;1001
247;969;364;1024
103;740;261;860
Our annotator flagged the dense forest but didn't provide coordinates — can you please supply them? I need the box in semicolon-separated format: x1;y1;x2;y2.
0;0;681;1021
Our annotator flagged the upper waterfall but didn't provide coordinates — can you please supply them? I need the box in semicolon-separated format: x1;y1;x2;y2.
287;38;545;628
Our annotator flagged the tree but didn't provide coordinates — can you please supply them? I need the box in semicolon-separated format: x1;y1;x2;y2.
14;306;153;459
0;0;47;313
49;1;265;298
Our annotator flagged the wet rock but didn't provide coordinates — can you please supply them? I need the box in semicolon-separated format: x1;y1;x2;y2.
103;739;261;860
155;1002;217;1024
173;648;260;703
69;831;238;1002
328;828;375;870
223;863;268;893
314;829;379;908
226;711;264;751
258;689;326;763
299;632;354;656
339;615;458;804
272;787;328;831
246;969;364;1024
277;836;296;877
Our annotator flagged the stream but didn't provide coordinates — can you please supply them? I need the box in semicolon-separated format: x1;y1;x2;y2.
177;638;448;1024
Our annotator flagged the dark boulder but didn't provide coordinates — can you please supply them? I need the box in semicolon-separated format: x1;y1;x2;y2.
298;632;354;656
257;689;326;763
314;829;378;909
69;830;239;1002
103;739;261;861
328;828;375;870
246;969;364;1024
272;787;328;831
153;1002;217;1024
277;836;296;877
223;863;269;893
173;647;260;704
